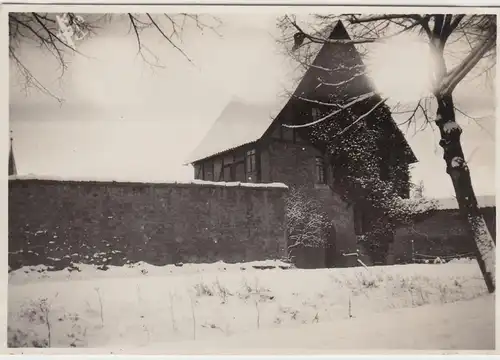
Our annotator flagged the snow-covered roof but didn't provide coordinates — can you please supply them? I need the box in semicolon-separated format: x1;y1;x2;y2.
184;100;284;164
435;195;496;210
8;174;288;189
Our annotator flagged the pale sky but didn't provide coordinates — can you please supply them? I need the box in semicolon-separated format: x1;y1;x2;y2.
9;13;496;199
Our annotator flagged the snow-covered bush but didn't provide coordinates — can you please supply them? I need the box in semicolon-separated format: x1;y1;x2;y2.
285;186;334;256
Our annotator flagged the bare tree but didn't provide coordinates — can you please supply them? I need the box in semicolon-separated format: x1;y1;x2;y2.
411;180;426;199
9;12;222;103
278;13;496;292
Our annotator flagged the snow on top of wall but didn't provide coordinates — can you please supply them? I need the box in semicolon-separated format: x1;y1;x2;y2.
8;174;288;189
435;195;496;210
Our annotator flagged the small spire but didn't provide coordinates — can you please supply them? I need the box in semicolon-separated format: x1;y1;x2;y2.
9;130;17;176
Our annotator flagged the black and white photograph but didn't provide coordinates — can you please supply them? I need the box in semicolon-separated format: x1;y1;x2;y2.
7;7;497;352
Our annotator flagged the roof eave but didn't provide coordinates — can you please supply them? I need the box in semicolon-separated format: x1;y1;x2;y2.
184;140;260;165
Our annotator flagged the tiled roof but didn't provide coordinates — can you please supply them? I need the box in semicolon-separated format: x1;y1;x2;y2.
185;99;284;164
435;195;496;210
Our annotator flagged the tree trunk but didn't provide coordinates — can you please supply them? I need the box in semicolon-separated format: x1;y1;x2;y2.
435;94;495;293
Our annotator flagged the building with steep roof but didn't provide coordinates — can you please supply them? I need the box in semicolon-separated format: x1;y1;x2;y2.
186;21;418;267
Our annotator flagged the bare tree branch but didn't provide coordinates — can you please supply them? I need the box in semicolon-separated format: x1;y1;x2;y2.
334;96;389;138
283;91;376;128
146;13;193;64
10;12;223;100
350;14;423;24
9;47;64;103
439;30;496;95
454;106;495;141
287;16;378;45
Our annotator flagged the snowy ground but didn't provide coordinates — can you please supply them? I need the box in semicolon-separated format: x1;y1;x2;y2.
7;259;494;351
150;295;495;354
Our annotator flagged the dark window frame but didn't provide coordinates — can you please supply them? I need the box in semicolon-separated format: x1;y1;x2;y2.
312;107;321;121
245;149;257;174
222;162;234;182
314;156;327;184
203;160;215;181
273;124;305;145
353;204;369;236
222;154;235;182
195;163;204;179
213;158;223;181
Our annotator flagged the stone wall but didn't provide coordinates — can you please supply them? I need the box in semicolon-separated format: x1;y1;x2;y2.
8;178;288;271
393;207;496;263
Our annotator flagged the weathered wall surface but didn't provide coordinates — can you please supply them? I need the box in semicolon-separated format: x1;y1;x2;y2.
393;207;496;263
9;179;288;270
261;140;358;268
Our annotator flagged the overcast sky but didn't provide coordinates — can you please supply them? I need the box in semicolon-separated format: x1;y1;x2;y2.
9;12;496;199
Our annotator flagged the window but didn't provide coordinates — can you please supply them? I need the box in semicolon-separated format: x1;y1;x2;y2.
222;155;234;181
203;161;214;181
312;107;321;121
223;165;233;181
353;204;368;236
315;156;326;184
213;159;223;181
194;163;203;179
246;149;256;173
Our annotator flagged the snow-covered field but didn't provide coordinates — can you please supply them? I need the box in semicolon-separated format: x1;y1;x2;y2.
153;295;495;354
7;259;494;351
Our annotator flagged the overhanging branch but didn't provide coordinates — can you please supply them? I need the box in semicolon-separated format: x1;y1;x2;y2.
350;14;423;24
283;91;376;128
288;18;378;45
334;97;389;138
439;32;496;96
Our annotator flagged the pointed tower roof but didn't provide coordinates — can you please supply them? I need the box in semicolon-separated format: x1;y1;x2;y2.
292;20;372;102
9;132;17;176
329;20;351;39
285;20;417;164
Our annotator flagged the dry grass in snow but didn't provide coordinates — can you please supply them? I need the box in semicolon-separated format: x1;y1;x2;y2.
8;259;492;350
147;294;495;353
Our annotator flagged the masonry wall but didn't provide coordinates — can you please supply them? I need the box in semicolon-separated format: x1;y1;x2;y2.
8;179;288;271
260;139;359;268
393;207;496;263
